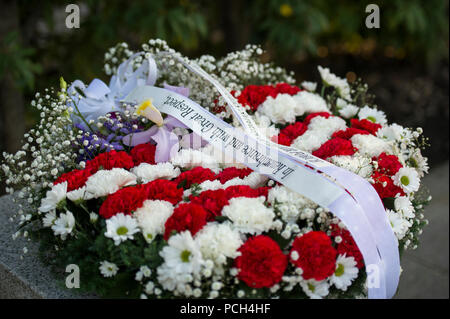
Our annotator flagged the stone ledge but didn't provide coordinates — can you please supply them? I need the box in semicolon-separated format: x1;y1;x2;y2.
0;194;95;298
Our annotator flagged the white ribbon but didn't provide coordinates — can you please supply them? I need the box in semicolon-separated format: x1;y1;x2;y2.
123;52;400;299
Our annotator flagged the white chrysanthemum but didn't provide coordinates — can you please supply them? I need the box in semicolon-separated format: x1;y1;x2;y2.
67;186;86;202
104;213;140;245
329;155;373;178
393;167;420;193
134;200;174;242
131;162;180;183
301;81;317;92
39;182;67;212
358;105;387;125
351;134;391;158
387;209;411;240
377;123;406;142
292;116;346;153
292;91;329;115
42;211;57;228
330;254;359;291
300;279;330;299
84;168;136;200
99;261;119;277
157;231;203;291
171;148;220;172
257;94;298;124
51;211;75;240
409;149;429;177
194;222;243;266
337;98;359;119
222;196;275;234
317;66;351;100
253;113;280;138
268;185;316;223
394;196;415;218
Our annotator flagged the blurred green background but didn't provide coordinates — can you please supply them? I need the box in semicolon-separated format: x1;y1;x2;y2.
0;0;448;166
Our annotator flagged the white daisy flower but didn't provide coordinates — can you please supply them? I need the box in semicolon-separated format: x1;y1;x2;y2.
301;81;317;92
222;196;275;235
131;162;180;183
39;182;67;212
42;211;57;228
408;149;429;177
51;211;75;240
317;66;351;100
387;209;411;240
377;123;406;142
135;265;152;281
84;168;136;200
358;105;387;125
194;222;243;267
300;279;330;299
157;231;204;292
67;186;86;203
336;98;359;119
134;200;174;243
393;167;420;193
99;261;119;277
330;254;359;291
104;213;139;245
394;196;415;218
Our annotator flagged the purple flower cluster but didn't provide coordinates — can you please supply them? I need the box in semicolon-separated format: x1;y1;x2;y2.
74;112;142;162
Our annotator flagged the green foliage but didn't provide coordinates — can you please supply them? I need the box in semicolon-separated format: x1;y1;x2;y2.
0;31;42;90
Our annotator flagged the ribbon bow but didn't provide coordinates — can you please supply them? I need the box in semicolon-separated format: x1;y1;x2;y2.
122;84;207;162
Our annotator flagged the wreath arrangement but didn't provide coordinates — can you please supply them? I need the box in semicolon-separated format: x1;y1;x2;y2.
1;39;430;299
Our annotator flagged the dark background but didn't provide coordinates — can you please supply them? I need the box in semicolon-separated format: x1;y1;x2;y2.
0;0;448;173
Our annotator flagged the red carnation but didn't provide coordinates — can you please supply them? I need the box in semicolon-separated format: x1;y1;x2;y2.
86;150;134;172
374;152;403;175
331;225;364;269
54;168;93;192
145;179;183;205
190;189;229;221
99;184;148;219
272;133;292;146
280;121;307;140
217;167;253;184
290;231;337;281
351;119;382;135
225;185;270;200
332;127;370;140
371;171;405;199
174;166;216;188
164;203;208;240
234;235;287;288
312;138;357;160
237;85;277;111
130;143;156;166
275;83;301;95
304;112;331;126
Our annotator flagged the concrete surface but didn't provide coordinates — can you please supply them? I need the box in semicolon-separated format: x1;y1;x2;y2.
395;162;449;299
0;163;448;299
